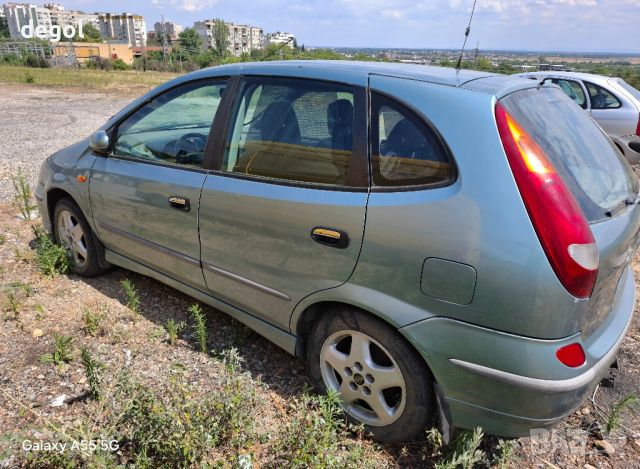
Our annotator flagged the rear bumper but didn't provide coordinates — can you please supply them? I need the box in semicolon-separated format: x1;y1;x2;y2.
401;266;635;437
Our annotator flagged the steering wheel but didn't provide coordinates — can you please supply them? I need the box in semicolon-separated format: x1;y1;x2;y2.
163;132;207;165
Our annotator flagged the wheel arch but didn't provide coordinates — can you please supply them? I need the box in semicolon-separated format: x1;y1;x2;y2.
293;300;436;380
46;188;75;236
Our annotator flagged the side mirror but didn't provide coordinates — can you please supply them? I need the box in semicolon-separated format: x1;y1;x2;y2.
90;130;110;155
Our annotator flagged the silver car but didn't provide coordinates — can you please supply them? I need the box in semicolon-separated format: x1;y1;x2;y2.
36;62;640;442
517;71;640;163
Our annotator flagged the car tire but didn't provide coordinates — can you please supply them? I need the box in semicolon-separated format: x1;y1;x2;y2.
306;306;435;443
53;197;109;277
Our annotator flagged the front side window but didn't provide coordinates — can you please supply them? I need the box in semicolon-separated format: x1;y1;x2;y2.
221;77;355;186
114;80;227;168
585;81;621;109
372;93;452;187
549;79;587;109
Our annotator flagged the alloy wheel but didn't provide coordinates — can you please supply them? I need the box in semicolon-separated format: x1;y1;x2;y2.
319;329;406;427
56;209;88;267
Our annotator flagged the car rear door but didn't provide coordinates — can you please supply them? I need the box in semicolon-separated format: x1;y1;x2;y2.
584;80;635;138
198;76;368;329
90;78;227;288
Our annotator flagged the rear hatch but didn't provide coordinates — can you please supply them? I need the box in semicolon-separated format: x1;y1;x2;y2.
499;85;640;339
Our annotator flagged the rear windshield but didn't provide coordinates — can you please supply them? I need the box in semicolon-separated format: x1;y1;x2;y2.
616;79;640;102
500;87;638;222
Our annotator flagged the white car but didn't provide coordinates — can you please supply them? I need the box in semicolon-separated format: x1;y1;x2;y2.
517;71;640;164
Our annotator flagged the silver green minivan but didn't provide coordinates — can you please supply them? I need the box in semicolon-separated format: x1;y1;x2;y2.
36;61;639;443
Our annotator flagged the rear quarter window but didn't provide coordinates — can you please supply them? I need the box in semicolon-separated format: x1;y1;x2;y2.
500;87;638;222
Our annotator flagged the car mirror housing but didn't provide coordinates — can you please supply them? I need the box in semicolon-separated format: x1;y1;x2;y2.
89;130;110;155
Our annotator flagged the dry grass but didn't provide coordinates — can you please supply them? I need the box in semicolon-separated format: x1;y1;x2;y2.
0;66;179;96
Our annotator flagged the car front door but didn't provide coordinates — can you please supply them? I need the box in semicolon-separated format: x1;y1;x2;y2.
544;77;588;110
198;76;368;329
90;78;227;288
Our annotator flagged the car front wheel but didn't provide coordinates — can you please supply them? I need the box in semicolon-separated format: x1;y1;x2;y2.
53;197;108;277
306;307;435;443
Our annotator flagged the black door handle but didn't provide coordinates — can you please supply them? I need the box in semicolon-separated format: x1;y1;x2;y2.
311;226;349;249
168;195;190;212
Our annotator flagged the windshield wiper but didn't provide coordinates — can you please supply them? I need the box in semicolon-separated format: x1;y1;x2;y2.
605;192;640;217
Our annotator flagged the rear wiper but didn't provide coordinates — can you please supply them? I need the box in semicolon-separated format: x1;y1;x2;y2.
605;194;640;217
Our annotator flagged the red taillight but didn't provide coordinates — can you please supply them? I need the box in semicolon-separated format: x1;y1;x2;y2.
556;343;586;368
636;114;640;137
495;103;598;298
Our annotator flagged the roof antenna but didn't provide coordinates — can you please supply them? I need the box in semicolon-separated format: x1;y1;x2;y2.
456;0;479;70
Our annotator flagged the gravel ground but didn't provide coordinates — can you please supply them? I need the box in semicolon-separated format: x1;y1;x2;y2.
0;84;131;202
1;83;639;467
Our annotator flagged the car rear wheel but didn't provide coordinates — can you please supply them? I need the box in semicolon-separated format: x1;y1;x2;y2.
53;198;108;277
306;307;435;443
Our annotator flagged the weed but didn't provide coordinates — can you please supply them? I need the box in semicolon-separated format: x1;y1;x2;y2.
32;225;69;276
269;388;368;468
426;427;444;452
435;427;485;469
24;71;34;83
606;393;639;433
34;304;45;320
493;438;516;468
11;169;37;220
0;233;5;245
80;346;105;400
120;278;140;315
112;368;259;467
188;303;207;353
40;334;74;366
3;290;21;320
164;318;185;345
82;305;108;336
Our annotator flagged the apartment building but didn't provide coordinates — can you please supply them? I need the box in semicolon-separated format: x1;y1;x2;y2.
3;3;53;39
3;3;98;40
195;20;263;56
98;12;146;47
44;3;99;28
263;31;296;49
154;21;182;42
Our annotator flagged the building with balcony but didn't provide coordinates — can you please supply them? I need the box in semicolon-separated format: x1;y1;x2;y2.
154;20;182;43
195;19;263;57
98;12;146;47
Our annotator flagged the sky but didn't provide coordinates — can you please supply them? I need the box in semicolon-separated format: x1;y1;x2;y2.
56;0;640;53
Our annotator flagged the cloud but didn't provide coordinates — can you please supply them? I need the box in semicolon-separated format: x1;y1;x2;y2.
152;0;219;12
382;10;405;20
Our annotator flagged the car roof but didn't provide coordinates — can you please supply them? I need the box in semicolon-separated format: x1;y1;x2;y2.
186;60;500;88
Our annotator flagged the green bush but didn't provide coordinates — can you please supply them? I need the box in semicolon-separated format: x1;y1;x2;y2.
112;58;130;70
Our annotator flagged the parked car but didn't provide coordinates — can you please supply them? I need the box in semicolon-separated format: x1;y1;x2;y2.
516;71;640;163
36;62;640;442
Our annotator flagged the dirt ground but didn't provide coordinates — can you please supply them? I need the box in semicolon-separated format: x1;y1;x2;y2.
1;83;640;467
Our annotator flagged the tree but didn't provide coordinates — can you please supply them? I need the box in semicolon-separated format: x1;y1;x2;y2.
212;19;229;59
178;28;203;54
72;23;102;42
0;16;10;39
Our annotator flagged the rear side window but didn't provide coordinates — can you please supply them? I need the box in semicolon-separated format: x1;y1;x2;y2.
221;77;354;186
500;87;638;222
585;81;621;109
617;79;640;102
371;93;452;187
